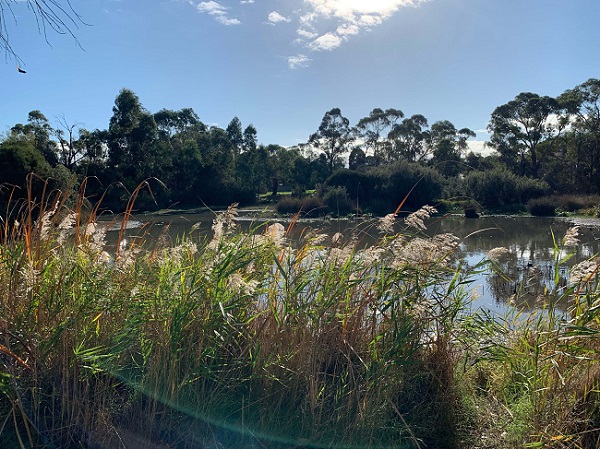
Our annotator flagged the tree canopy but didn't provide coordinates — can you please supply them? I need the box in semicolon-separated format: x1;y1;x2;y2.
3;79;600;214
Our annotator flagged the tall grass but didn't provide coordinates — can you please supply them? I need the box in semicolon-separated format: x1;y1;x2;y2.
1;182;600;448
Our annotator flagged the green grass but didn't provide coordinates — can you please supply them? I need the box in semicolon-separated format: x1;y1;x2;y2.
1;181;600;448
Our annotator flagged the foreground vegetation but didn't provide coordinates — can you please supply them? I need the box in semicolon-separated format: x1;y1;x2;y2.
1;186;600;449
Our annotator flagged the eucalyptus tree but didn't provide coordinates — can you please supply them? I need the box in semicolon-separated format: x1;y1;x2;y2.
387;114;429;162
488;92;565;178
263;144;295;196
348;147;368;170
54;115;88;170
353;108;404;162
428;120;475;177
10;110;58;165
555;78;600;192
236;144;267;195
242;124;258;152
77;128;108;165
154;108;203;141
107;89;159;183
226;117;244;156
150;108;205;197
309;108;354;175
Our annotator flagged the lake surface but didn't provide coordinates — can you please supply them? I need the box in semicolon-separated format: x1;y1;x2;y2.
106;210;600;315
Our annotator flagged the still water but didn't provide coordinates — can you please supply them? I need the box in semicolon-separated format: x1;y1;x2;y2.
106;210;600;314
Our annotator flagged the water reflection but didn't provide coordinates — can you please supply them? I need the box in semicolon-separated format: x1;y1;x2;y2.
103;211;600;313
428;216;600;312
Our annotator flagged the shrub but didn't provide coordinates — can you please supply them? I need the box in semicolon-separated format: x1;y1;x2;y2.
462;169;550;208
522;194;600;216
527;197;556;216
325;163;443;214
322;186;354;215
276;196;302;214
552;194;600;213
300;195;327;216
276;195;326;216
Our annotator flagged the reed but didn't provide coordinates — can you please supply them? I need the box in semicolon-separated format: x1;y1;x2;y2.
1;181;599;448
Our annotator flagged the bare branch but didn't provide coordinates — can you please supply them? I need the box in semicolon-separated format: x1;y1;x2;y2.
1;0;85;64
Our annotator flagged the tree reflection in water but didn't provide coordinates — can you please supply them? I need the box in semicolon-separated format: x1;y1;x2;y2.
426;215;600;312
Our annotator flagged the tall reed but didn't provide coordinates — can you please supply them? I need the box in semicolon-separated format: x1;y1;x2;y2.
2;181;599;448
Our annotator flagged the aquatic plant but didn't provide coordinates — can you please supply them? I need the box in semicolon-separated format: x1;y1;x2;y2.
1;181;600;448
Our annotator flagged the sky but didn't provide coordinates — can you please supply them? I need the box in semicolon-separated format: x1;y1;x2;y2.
1;0;600;154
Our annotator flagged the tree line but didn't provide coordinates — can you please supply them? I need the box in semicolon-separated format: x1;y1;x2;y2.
2;79;600;214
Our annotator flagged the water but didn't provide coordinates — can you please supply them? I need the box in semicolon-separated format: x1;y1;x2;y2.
428;215;600;314
103;210;600;314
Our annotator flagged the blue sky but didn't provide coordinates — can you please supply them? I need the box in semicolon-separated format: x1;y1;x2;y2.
1;0;600;153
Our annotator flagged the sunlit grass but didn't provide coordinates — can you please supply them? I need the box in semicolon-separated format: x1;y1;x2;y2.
1;180;600;448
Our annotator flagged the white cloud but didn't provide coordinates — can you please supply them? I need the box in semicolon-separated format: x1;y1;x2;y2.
308;32;344;51
292;0;427;63
303;0;422;21
268;11;291;24
297;28;319;39
288;54;312;69
217;16;241;25
357;14;383;27
240;0;254;3
197;1;227;15
195;1;241;25
466;140;495;156
336;23;360;36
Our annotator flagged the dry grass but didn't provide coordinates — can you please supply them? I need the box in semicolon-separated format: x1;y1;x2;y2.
0;181;600;448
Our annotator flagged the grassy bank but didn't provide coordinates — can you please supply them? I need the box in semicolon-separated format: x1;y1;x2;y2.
1;185;599;448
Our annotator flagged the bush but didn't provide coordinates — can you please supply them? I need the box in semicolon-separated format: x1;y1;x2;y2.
523;194;600;216
461;169;550;208
300;196;327;216
325;163;443;214
276;197;302;214
527;197;556;216
322;186;354;215
385;163;443;211
552;194;600;213
276;195;326;216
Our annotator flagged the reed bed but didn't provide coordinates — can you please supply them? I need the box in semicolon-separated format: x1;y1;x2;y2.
0;183;599;449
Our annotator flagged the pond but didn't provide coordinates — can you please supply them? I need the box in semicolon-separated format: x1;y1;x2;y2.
104;209;600;315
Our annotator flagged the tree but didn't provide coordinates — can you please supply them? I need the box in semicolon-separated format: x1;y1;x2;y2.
353;108;404;161
557;78;600;192
107;89;159;183
10;110;58;165
387;114;430;162
77;129;108;164
236;144;268;195
429;120;475;177
226;117;244;156
54;115;86;170
154;108;203;141
191;126;237;203
0;139;52;185
1;0;84;65
0;138;71;205
264;144;290;196
488;92;565;178
242;124;258;152
348;147;367;171
309;108;354;175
